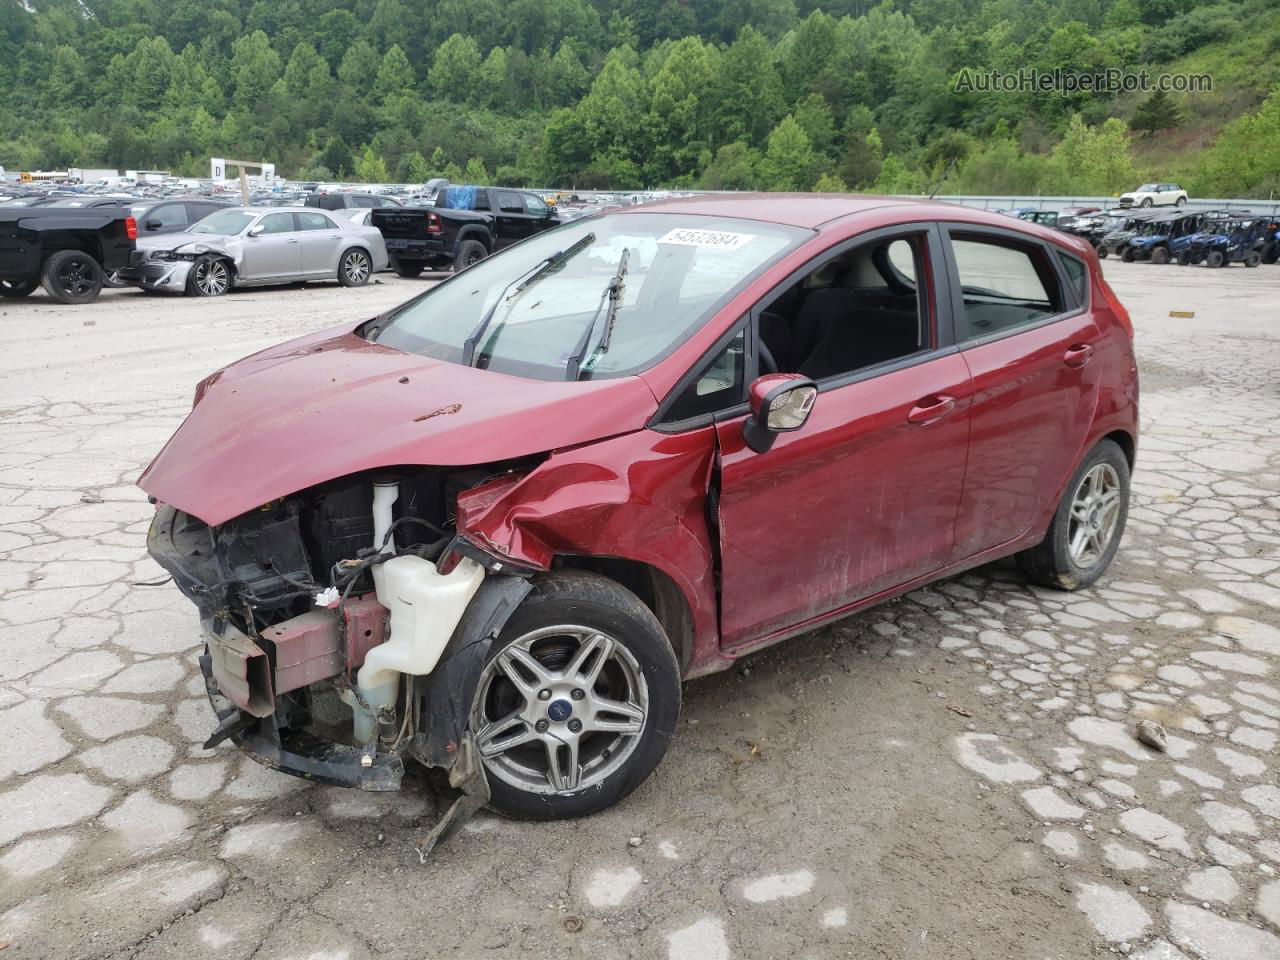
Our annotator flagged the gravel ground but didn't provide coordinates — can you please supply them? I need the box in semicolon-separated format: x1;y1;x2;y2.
0;262;1277;960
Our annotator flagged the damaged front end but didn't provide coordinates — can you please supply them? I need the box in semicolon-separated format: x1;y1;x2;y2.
147;467;535;852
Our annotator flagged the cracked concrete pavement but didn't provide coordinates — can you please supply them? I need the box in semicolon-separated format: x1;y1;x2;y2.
0;262;1278;960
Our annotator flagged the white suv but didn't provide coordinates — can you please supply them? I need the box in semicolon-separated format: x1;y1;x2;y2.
1118;183;1188;208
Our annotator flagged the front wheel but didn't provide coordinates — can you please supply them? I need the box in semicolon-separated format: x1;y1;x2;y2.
1176;251;1192;266
338;247;372;287
1140;197;1153;207
186;255;231;296
1150;246;1170;265
1175;196;1186;206
0;278;38;298
1121;246;1135;262
472;572;681;820
1245;251;1262;268
1206;250;1226;268
1017;439;1130;591
41;250;103;304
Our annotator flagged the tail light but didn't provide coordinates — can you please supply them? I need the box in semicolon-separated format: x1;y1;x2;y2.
124;216;138;240
425;212;442;235
1097;271;1132;337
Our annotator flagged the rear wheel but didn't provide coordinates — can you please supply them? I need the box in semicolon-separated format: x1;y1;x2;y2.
1121;246;1135;262
0;278;38;298
338;247;372;286
1150;246;1170;265
1175;196;1186;206
1095;245;1108;260
1263;244;1279;265
453;239;487;272
1245;251;1262;268
1206;250;1226;268
186;255;231;297
41;250;103;304
390;256;425;278
1176;251;1192;266
472;572;680;820
1017;439;1130;591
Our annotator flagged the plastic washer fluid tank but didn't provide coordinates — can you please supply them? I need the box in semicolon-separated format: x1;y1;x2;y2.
352;555;486;742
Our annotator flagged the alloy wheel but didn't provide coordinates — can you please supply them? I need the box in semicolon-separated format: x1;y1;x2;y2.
344;251;370;284
474;625;648;795
56;255;96;298
195;259;229;296
1067;463;1122;568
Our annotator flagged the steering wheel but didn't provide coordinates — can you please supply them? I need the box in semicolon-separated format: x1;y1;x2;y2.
758;340;779;375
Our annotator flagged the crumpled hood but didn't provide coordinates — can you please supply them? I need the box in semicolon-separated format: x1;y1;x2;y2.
137;231;236;253
138;325;659;526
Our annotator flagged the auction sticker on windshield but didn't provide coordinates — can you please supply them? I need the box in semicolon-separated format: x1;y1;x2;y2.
657;228;753;250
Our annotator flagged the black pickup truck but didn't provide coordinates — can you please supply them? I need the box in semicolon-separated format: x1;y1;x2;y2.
0;206;137;304
369;185;559;277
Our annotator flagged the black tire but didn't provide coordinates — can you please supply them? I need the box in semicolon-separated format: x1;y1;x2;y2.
1017;439;1130;591
453;239;487;272
338;247;372;287
41;250;103;305
1140;197;1153;207
474;571;680;821
185;255;232;297
1245;251;1262;268
1150;246;1170;265
0;278;38;298
1263;244;1279;265
1121;246;1135;262
1175;196;1186;206
1095;245;1108;260
390;256;425;278
1206;250;1225;268
1176;251;1192;266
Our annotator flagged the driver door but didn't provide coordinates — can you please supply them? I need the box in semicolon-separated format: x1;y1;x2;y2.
708;226;973;650
241;212;302;280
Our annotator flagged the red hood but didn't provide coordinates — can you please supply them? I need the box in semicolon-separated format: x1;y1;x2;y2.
138;327;658;526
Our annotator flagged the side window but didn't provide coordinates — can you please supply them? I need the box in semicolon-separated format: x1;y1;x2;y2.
949;235;1062;341
497;191;524;213
524;194;549;216
378;198;400;207
354;196;378;208
257;213;295;235
1058;252;1088;305
147;204;186;227
663;329;745;423
754;232;930;383
295;211;335;231
319;196;343;210
472;191;491;211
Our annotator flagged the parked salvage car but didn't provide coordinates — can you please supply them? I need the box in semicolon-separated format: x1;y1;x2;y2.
370;185;559;277
1177;215;1272;268
139;195;1138;846
0;205;136;303
1118;182;1187;208
103;198;235;286
1124;210;1212;264
1097;210;1161;259
127;207;388;296
305;192;404;211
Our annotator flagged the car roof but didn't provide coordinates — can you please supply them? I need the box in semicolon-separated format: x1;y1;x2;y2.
614;192;1068;232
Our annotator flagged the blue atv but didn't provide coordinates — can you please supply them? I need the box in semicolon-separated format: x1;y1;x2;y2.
1263;223;1280;265
1173;214;1244;265
1126;210;1213;264
1195;217;1271;268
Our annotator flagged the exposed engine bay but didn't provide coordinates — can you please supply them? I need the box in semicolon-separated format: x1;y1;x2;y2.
146;464;538;854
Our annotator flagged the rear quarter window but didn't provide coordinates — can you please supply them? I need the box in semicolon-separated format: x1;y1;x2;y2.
1058;252;1088;306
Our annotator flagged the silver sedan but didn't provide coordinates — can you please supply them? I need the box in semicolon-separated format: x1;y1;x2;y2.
127;207;389;296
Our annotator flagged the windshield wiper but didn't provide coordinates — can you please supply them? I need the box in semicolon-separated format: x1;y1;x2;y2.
564;248;630;381
460;232;595;367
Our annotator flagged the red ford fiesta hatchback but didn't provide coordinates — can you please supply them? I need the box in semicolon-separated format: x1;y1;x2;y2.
140;194;1137;849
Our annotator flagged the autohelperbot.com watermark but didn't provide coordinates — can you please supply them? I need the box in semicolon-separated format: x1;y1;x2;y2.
954;68;1212;95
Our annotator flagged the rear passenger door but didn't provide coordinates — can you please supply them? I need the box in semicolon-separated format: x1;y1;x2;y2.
941;227;1101;559
294;211;344;276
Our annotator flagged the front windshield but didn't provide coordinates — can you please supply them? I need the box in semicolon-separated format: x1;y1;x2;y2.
190;210;255;236
375;213;810;381
1136;184;1159;192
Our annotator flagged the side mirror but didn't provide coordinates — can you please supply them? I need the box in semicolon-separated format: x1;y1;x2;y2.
247;224;264;237
742;374;818;454
144;219;162;230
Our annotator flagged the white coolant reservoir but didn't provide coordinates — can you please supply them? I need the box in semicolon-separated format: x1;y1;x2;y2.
352;554;486;742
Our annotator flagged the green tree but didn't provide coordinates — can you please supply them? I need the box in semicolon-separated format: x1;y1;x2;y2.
709;26;784;147
230;31;281;111
355;143;390;182
375;45;416;102
404;150;431;182
318;135;354;177
1131;89;1181;137
759;115;815;190
699;141;760;189
793;93;837;158
813;171;849;192
463;156;491;184
337;40;380;95
428;33;482;100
